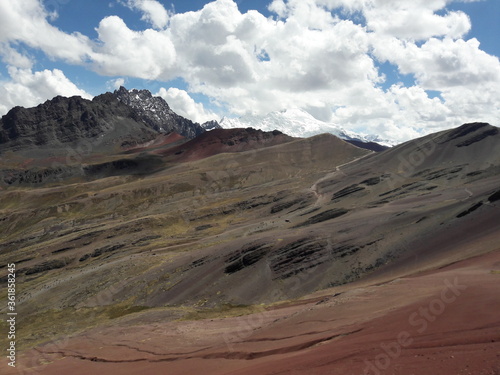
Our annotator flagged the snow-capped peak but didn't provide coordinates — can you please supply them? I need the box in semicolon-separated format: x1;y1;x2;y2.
112;86;204;138
220;108;381;144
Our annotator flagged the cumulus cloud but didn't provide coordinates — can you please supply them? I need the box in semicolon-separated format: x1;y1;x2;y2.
106;77;127;90
0;44;34;69
156;87;218;123
0;0;498;143
0;67;92;115
0;0;92;64
92;16;177;80
440;84;500;126
272;0;472;39
363;1;471;40
121;0;171;29
372;36;500;90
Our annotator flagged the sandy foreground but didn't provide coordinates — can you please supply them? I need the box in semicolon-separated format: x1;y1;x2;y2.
8;247;499;375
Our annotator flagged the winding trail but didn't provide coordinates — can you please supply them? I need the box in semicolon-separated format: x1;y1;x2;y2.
310;152;374;202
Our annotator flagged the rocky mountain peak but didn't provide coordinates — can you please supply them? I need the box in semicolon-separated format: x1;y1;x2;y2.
113;86;204;139
114;86;168;109
0;86;211;154
0;94;148;150
201;120;222;131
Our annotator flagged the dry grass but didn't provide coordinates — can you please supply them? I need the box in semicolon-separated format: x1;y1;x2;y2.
178;303;266;321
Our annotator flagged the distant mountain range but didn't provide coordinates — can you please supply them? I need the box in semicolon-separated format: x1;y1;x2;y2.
0;85;499;375
0;87;391;157
219;108;395;147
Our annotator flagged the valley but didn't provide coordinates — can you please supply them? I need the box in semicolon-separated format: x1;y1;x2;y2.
0;90;499;374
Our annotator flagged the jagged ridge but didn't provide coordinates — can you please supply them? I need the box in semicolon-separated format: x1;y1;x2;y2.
113;86;205;139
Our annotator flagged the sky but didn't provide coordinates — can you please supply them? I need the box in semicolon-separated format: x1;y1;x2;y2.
0;0;499;143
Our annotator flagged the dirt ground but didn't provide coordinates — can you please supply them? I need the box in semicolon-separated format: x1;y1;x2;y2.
10;248;499;375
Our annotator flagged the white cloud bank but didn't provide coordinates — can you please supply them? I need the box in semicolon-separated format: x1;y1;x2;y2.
0;67;92;115
0;0;499;143
156;87;218;124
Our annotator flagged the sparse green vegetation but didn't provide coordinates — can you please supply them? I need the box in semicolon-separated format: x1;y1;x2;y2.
1;120;500;371
106;304;151;319
179;303;266;321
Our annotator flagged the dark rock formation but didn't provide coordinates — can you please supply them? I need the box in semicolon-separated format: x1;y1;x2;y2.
346;139;389;152
113;86;205;138
0;93;158;152
201;120;222;131
0;87;209;155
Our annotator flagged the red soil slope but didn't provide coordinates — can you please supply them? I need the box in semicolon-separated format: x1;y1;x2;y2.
13;249;499;375
123;132;186;153
156;128;295;162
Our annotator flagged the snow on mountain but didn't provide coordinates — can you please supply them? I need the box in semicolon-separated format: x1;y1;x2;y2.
219;109;395;147
201;120;222;131
113;86;204;139
362;134;397;148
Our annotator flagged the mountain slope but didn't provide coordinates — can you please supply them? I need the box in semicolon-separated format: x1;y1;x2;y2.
0;93;159;155
157;128;296;162
0;122;498;375
0;127;299;186
0;87;210;163
1;123;498;306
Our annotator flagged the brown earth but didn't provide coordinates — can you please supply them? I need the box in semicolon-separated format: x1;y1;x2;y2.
9;249;500;375
156;127;296;162
1;123;499;374
123;132;186;153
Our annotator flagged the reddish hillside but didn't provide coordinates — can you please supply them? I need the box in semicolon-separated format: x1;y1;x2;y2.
124;132;186;153
157;128;296;162
11;250;499;375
